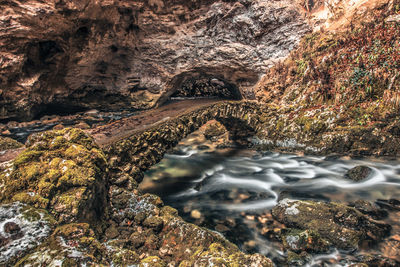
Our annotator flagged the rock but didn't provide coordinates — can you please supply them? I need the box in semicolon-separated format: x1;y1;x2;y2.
85;109;100;115
140;256;166;267
0;203;55;266
4;222;21;235
142;216;164;233
130;232;146;249
345;166;373;181
376;199;400;211
74;122;91;129
15;223;107;266
356;254;400;267
281;228;330;253
105;225;119;240
190;209;202;219
287;251;311;266
350;200;388;220
272;199;391;250
215;224;230;233
386;14;400;23
0;0;311;121
0;128;108;225
0;137;23;151
204;121;227;141
52;124;65;130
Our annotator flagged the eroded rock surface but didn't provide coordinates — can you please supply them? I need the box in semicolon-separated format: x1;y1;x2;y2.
0;0;310;121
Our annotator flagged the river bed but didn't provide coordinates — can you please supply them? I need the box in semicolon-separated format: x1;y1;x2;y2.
140;131;400;266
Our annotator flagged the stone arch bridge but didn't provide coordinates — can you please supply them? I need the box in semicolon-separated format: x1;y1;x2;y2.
104;101;264;184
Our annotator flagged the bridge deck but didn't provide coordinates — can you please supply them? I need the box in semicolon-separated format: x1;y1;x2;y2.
87;98;226;147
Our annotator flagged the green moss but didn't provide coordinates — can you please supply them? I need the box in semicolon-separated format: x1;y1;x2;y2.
111;249;139;266
0;136;23;151
13;150;43;167
140;256;167;267
1;128;107;225
12;192;49;209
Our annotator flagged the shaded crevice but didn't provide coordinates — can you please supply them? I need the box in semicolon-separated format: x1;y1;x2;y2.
171;73;242;100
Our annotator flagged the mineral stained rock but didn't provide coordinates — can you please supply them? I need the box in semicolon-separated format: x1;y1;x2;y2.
0;0;310;121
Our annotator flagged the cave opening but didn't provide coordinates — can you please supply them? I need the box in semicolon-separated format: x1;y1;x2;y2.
32;103;89;120
171;74;242;100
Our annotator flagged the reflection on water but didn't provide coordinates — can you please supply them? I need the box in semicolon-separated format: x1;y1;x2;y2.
140;133;400;266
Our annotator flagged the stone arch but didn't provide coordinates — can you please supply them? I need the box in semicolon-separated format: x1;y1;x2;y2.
106;101;262;184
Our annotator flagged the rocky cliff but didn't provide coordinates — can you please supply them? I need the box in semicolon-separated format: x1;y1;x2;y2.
0;0;311;121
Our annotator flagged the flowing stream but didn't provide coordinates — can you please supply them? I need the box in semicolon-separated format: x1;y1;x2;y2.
140;131;400;266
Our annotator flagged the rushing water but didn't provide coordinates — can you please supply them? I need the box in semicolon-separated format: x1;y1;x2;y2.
140;131;400;266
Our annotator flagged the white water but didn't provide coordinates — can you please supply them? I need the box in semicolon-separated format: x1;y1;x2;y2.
142;146;400;266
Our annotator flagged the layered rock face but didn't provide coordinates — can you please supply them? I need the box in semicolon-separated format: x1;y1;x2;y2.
0;0;310;121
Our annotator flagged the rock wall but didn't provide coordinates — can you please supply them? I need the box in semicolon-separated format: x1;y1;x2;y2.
0;0;310;121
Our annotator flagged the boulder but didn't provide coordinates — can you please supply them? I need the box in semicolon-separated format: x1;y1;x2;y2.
345;166;373;182
272;199;391;250
0;128;108;225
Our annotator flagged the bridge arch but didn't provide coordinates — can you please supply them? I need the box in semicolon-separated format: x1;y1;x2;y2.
105;101;263;184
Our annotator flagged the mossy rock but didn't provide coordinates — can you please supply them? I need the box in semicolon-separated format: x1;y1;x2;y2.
140;256;167;267
272;199;391;250
204;121;227;140
345;165;373;181
281;228;330;253
179;242;273;267
0;128;108;225
0;136;23;151
15;223;106;266
161;217;272;266
0;203;56;266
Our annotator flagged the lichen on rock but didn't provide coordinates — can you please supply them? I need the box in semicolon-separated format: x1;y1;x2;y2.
0;128;108;225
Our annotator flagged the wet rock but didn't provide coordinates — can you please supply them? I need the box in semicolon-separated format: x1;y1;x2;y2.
143;216;164;233
197;145;210;150
130;232;146;249
281;228;330;253
345;166;373;181
350;200;388;220
376;199;400;211
356;254;400;267
0;203;55;266
4;222;21;235
215;224;230;233
204;121;227;141
105;225;119;240
74;121;91;129
190;209;202;219
15;223;106;266
272;199;391;250
287;251;311;266
140;256;166;267
53;124;65;130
